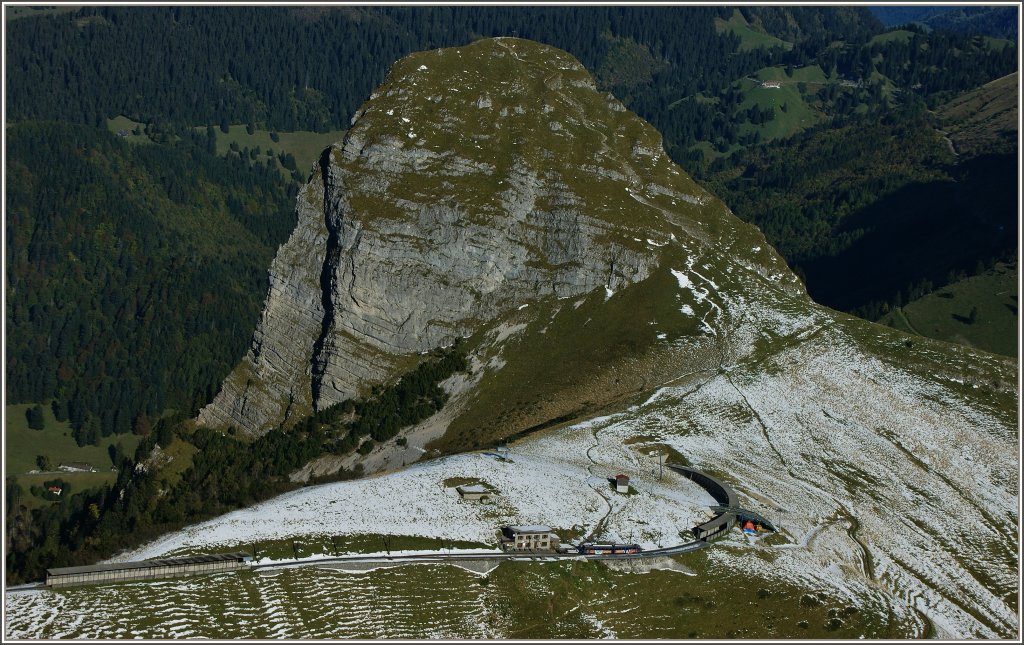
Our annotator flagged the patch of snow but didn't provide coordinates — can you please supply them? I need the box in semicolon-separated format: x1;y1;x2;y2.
689;268;719;291
670;269;690;289
488;322;528;346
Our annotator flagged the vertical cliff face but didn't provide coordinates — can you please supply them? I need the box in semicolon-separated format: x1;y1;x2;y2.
196;171;329;431
199;38;799;435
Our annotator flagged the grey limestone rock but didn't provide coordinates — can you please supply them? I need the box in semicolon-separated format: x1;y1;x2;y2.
198;38;795;435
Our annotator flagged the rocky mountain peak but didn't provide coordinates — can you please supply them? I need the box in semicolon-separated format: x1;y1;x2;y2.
198;38;798;436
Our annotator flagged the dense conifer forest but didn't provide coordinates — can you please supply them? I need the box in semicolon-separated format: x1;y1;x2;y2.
6;6;884;150
6;122;296;443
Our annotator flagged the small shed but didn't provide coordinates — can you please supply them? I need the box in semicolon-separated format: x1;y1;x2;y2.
615;474;629;493
456;484;491;501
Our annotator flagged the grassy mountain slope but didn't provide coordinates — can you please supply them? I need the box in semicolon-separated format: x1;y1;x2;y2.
936;71;1018;157
4;556;918;639
714;9;793;52
879;261;1018;357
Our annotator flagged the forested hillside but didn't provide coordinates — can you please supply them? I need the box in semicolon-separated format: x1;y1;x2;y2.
5;344;468;584
706;97;1017;320
5;5;881;153
5;122;296;443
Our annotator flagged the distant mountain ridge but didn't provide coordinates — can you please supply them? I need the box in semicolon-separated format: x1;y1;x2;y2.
870;5;1018;40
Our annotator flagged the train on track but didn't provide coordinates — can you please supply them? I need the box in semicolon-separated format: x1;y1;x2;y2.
576;543;642;555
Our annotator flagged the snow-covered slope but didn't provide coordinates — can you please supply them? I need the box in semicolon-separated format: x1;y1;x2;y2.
621;322;1018;639
107;421;716;560
161;246;1022;637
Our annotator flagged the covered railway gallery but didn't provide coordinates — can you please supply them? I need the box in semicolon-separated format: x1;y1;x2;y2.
46;553;252;588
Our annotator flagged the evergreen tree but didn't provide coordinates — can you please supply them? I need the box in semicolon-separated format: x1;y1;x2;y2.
26;405;45;430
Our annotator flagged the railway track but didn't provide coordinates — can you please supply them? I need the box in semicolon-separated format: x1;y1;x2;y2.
247;538;712;573
13;464;738;591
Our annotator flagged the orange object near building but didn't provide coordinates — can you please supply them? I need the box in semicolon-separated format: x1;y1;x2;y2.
743;520;755;531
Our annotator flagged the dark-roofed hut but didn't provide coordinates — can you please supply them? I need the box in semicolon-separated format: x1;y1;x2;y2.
615;474;629;493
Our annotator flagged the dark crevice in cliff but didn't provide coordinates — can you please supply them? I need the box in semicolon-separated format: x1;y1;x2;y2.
310;146;342;411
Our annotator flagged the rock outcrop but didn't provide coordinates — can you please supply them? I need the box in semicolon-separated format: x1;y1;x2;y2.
199;38;798;435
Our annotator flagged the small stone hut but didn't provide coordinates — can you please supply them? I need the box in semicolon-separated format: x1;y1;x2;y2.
456;484;491;501
615;474;630;493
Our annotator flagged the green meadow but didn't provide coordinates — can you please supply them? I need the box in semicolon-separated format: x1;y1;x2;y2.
714;9;793;52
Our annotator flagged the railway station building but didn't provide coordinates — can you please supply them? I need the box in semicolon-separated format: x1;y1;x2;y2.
500;525;560;552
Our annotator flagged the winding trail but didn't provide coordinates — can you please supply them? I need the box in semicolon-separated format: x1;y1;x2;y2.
583;425;614;542
838;507;876;581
